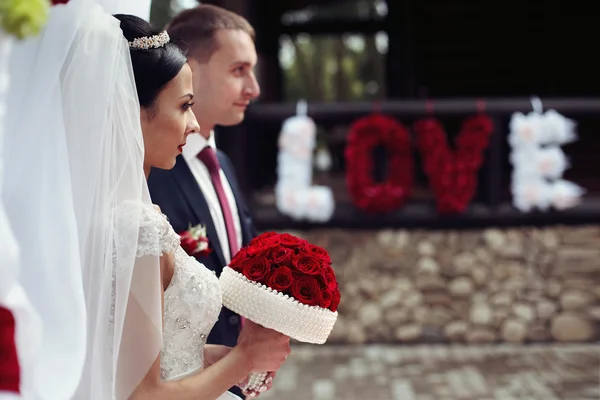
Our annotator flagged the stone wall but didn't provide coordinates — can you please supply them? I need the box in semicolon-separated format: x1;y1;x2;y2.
294;225;600;344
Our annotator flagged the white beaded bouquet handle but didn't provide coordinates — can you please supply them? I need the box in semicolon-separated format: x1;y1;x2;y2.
219;232;340;393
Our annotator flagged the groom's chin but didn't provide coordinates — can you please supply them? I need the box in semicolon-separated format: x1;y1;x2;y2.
220;112;246;127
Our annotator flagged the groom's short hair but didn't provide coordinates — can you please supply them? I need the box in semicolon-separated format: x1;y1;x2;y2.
167;5;255;63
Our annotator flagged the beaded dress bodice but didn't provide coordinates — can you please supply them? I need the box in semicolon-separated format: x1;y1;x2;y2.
139;204;222;381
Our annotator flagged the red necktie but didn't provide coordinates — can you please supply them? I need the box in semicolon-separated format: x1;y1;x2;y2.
197;146;240;259
0;306;20;393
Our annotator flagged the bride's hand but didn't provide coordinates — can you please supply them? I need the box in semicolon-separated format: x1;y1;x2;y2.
239;371;277;398
235;320;290;373
204;344;279;398
241;371;277;398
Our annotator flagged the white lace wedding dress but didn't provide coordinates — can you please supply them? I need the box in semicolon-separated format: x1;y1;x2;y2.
138;203;242;399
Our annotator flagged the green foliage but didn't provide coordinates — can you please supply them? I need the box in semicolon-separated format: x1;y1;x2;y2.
279;0;387;101
0;0;49;40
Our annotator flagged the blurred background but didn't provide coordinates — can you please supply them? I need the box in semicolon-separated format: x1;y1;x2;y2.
151;1;599;399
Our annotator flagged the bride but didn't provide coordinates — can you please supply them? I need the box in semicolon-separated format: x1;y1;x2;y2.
112;13;290;400
9;1;289;399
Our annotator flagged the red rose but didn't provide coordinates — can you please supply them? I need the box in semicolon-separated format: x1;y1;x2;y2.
319;289;333;309
229;247;251;272
329;289;341;312
242;257;271;283
250;232;277;244
414;115;492;215
256;235;282;250
292;255;321;275
290;275;322;307
194;237;212;257
307;244;331;265
321;266;337;291
180;232;198;255
179;232;212;257
0;307;19;393
294;239;313;255
267;266;293;292
268;246;292;266
279;233;304;248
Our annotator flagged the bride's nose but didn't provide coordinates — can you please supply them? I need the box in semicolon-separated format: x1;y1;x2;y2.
188;119;200;135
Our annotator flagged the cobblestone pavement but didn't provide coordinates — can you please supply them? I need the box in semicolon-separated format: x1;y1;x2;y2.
259;344;599;400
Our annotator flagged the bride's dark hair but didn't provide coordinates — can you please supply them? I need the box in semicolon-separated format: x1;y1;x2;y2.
114;14;187;109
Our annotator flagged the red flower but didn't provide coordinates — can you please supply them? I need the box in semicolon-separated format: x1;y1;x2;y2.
319;290;333;309
321;266;338;291
242;257;271;284
251;232;282;249
179;225;212;257
295;239;314;254
233;232;340;312
230;248;250;272
292;255;322;275
267;266;293;292
52;0;70;4
330;289;341;312
309;244;331;265
196;237;211;256
180;233;198;255
290;275;322;307
279;233;304;248
268;246;293;266
249;231;277;244
345;114;414;214
0;307;19;393
414;115;492;214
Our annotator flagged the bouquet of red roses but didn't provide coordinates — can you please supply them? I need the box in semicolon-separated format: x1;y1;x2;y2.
219;232;340;391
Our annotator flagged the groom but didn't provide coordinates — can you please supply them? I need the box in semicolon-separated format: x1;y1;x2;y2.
147;5;259;396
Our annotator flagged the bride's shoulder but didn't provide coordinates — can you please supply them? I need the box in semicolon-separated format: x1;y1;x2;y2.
115;200;164;226
114;200;180;257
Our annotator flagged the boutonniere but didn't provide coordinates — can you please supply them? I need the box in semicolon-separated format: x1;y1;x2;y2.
179;223;212;257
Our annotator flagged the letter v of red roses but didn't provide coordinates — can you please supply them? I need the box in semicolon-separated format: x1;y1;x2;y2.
414;115;493;214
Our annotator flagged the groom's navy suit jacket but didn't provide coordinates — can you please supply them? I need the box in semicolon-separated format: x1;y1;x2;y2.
148;151;256;349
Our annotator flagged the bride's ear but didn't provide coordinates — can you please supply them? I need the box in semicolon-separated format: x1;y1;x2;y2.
140;106;154;124
140;107;153;135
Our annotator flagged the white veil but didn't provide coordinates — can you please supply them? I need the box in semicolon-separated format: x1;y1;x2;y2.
5;0;162;398
0;30;42;400
4;3;87;398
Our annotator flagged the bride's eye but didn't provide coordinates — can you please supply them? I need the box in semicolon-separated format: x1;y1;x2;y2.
182;101;195;111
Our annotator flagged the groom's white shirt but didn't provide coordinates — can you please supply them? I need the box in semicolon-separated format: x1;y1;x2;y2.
182;131;242;263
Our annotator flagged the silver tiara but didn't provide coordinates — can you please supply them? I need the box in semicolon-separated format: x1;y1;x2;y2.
129;31;170;50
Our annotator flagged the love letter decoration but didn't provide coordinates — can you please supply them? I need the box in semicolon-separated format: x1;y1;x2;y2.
413;115;493;214
509;108;584;212
344;114;414;214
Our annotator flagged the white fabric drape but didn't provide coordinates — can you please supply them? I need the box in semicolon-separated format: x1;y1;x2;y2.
0;30;41;400
4;1;163;398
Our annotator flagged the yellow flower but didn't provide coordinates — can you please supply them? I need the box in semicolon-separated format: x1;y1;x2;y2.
0;0;50;39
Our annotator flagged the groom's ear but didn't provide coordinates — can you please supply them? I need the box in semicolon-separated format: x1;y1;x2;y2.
187;57;208;82
187;57;200;70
